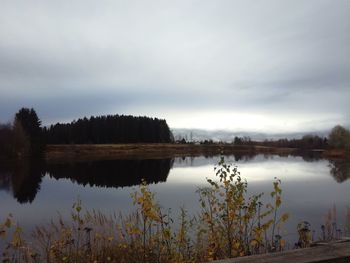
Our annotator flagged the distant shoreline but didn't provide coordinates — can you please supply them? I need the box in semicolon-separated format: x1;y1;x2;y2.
45;144;350;163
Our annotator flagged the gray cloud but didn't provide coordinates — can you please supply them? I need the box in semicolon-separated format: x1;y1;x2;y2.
0;0;349;132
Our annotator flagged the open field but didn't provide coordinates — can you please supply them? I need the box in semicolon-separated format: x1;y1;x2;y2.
45;144;350;163
46;143;303;162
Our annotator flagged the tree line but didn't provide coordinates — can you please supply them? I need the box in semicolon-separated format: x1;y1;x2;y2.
0;107;349;159
181;127;350;152
43;114;173;144
256;126;350;151
254;135;329;150
0;108;173;159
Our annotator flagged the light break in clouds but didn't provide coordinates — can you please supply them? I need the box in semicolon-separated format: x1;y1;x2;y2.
0;0;349;133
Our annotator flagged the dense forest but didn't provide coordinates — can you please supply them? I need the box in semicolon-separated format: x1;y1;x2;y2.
0;108;174;158
44;114;173;144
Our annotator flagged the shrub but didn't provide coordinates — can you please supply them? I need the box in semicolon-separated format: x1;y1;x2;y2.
328;125;350;151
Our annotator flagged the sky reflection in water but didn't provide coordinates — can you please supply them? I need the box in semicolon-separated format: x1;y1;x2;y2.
0;154;349;243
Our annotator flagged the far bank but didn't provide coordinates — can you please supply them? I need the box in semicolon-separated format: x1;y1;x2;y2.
45;143;349;163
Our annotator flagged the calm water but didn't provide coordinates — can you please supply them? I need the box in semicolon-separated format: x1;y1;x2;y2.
0;154;349;243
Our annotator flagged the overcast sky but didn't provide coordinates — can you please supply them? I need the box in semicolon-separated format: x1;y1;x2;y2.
0;0;349;133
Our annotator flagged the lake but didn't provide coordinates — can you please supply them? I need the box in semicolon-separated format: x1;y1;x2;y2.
0;153;349;245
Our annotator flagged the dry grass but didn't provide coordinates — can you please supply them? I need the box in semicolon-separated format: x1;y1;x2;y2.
322;149;350;159
45;143;298;163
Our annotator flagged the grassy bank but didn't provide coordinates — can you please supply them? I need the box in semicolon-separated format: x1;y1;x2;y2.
45;143;350;163
322;148;350;159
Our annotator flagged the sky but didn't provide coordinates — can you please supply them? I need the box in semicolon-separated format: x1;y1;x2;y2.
0;0;349;133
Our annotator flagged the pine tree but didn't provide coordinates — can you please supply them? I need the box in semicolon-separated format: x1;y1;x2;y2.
15;108;44;156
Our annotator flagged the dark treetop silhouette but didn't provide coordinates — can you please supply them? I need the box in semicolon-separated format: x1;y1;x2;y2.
44;114;173;144
0;158;173;203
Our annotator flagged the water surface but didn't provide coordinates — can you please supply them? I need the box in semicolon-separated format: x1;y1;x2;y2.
0;154;349;243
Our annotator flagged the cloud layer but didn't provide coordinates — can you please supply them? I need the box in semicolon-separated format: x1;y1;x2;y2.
0;0;349;132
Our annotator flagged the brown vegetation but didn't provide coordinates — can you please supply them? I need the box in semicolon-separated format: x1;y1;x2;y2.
322;149;350;159
45;143;350;163
45;144;298;162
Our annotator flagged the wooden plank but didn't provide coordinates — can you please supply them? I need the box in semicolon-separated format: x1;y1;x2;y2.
214;241;350;263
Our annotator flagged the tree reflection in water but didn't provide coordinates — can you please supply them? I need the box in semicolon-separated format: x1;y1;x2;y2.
0;158;173;204
0;159;44;203
329;159;350;183
46;159;173;188
0;154;349;204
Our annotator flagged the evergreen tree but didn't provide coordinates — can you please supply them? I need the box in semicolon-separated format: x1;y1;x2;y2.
44;114;173;144
15;108;44;156
0;123;13;158
12;119;30;158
